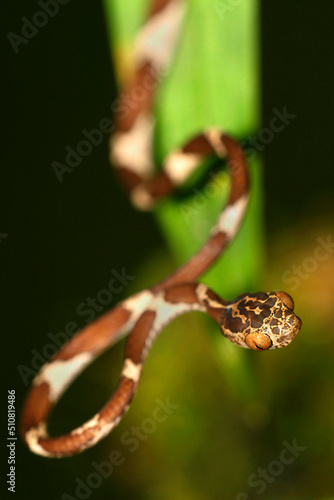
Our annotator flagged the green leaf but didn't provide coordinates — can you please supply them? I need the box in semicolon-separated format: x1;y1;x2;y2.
103;0;264;400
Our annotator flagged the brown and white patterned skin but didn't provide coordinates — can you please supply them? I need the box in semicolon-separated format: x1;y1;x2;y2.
20;0;302;458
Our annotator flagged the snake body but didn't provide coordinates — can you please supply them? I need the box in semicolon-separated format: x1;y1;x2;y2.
20;0;302;458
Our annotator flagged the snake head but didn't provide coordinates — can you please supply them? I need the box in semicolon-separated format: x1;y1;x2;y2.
225;291;302;351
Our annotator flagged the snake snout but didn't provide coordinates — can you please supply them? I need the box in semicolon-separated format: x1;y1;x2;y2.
275;311;302;348
291;314;302;339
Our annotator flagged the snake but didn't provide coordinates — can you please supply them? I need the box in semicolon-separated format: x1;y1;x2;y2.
20;0;302;458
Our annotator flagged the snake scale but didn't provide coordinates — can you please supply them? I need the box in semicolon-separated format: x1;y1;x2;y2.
20;0;302;457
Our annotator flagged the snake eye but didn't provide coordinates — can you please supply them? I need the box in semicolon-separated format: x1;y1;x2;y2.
246;333;272;351
276;291;294;311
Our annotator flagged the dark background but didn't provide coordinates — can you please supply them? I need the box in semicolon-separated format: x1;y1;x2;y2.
2;1;334;499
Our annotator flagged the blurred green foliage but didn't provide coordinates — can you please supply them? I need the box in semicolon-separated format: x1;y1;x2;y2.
103;0;264;400
103;0;263;297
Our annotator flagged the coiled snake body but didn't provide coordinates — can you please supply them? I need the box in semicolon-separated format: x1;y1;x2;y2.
20;0;302;458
